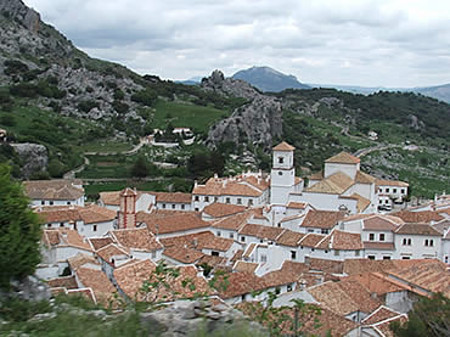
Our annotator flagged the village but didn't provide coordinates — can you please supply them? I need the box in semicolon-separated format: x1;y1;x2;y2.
26;141;449;336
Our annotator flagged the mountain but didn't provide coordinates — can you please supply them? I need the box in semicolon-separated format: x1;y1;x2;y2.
232;66;310;92
309;83;450;104
413;83;450;104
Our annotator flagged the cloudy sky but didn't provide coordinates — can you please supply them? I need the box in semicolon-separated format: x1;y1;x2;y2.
24;0;450;87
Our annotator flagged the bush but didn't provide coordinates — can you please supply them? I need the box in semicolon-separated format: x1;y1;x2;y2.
112;100;129;114
131;89;157;107
4;60;29;76
9;83;38;98
78;100;99;113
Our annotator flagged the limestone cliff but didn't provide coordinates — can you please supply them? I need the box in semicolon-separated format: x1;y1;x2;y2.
203;70;283;152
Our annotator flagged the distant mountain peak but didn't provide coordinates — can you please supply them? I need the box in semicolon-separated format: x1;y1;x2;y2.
232;66;310;92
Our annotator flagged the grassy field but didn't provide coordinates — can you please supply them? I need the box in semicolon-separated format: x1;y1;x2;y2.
76;141;133;153
152;100;228;134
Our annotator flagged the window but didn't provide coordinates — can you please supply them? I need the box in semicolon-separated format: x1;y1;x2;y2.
205;196;209;202
393;188;397;193
425;239;434;247
425;239;429;246
355;250;360;256
325;250;328;254
211;251;219;257
430;239;434;247
41;201;45;205
291;251;297;260
217;231;221;237
229;233;234;239
402;256;410;260
162;203;166;209
334;250;340;256
321;229;329;234
240;236;246;242
401;189;405;194
151;251;157;259
60;222;64;227
385;199;389;204
369;233;375;241
226;197;230;204
408;238;411;245
248;199;253;206
260;239;264;243
194;196;199;201
47;224;51;228
93;225;97;232
307;229;314;233
237;198;242;204
368;255;375;260
287;283;293;292
195;208;199;212
241;294;247;302
278;171;283;176
181;204;185;210
67;201;71;205
49;201;54;205
379;200;383;204
383;256;391;260
386;188;390;193
311;248;315;252
261;254;267;262
275;287;281;295
278;157;284;164
172;204;175;209
379;233;385;241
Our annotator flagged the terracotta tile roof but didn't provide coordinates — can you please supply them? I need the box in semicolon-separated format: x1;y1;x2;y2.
301;210;346;229
394;223;442;236
276;230;305;247
99;191;121;206
316;230;363;251
263;268;299;288
78;205;116;224
387;261;450;297
203;203;247;218
152;191;192;204
96;243;130;263
76;266;117;304
372;315;408;337
66;288;96;303
305;172;355;194
308;170;324;181
299;233;326;248
217;271;268;299
281;260;310;274
111;227;162;251
242;243;258;259
363;215;403;231
120;187;137;197
309;280;381;315
88;237;114;251
279;213;306;223
433;220;450;235
344;272;406;296
392;210;444;224
355;171;376;184
362;306;404;326
42;229;92;251
38;207;81;223
47;275;78;290
345;193;371;212
137;212;210;235
272;141;295;151
236;174;270;191
376;179;409;187
287;202;308;209
238;223;285;241
363;242;395;250
325;151;360;164
24;179;84;200
307;258;344;274
160;231;234;252
234;261;259;274
196;254;228;268
192;177;264;197
163;246;205;264
67;253;99;271
212;210;254;230
230;249;243;263
113;259;210;302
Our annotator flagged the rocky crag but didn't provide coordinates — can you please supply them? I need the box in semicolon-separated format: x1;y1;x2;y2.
203;70;283;152
0;0;144;122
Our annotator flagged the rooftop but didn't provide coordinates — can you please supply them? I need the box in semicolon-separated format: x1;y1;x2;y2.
137;212;209;235
110;227;163;251
272;141;295;152
24;179;84;201
203;202;247;218
304;172;354;194
301;210;346;230
325;151;360;164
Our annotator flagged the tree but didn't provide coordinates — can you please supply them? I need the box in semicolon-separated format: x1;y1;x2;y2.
0;164;42;288
131;156;149;178
391;293;450;337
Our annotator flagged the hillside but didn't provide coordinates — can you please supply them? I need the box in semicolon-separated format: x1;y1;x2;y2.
0;0;448;198
232;66;310;92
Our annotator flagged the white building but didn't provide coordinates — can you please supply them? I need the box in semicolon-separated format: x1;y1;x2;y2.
25;179;85;207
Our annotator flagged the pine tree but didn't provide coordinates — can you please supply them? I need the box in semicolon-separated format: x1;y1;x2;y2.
0;164;42;288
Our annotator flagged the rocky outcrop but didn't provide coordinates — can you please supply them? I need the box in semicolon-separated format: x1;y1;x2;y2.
203;70;283;152
0;0;40;32
140;300;267;337
11;142;48;178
